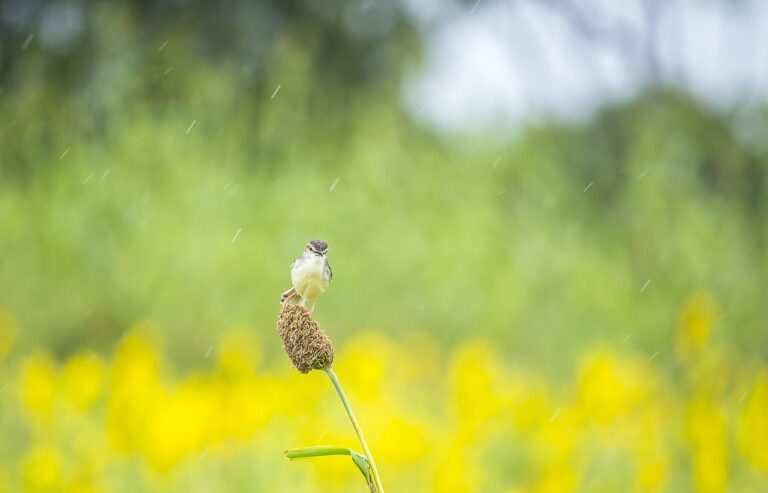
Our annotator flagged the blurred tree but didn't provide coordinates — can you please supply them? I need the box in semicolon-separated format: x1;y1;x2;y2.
511;89;767;219
0;0;419;93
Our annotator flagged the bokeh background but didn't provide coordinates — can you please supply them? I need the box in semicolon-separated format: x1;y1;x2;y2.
1;0;767;491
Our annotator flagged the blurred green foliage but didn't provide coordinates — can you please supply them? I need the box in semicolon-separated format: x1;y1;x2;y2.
0;2;766;375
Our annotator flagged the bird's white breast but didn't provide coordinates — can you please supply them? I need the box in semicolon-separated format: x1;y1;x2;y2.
291;254;329;300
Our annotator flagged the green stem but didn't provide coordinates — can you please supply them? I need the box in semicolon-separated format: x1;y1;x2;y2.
324;367;385;493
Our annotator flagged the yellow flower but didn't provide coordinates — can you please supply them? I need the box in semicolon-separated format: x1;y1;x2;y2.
0;309;18;361
110;326;162;394
19;351;57;422
505;373;551;432
677;292;717;363
632;407;669;492
375;416;430;465
433;445;482;493
636;459;667;493
738;373;768;471
142;392;197;472
336;332;398;403
688;397;728;493
106;327;162;453
450;341;504;427
535;464;578;493
0;467;9;493
61;350;104;411
21;445;62;492
532;405;578;469
217;327;260;378
577;349;650;425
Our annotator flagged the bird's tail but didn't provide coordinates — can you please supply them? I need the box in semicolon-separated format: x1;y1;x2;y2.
280;287;296;303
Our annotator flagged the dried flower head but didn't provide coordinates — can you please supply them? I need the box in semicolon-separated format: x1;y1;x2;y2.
277;304;334;373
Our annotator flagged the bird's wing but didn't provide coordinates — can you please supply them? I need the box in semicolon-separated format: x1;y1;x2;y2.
325;259;333;281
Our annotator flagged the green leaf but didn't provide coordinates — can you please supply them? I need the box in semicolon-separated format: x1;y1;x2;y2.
284;446;372;486
349;450;373;485
284;446;354;460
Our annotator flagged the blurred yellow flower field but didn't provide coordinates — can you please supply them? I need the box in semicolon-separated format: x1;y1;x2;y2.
1;295;766;492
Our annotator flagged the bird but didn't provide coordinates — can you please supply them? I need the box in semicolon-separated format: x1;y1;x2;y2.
280;239;333;313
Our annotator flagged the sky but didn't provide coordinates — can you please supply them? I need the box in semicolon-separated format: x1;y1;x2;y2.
404;0;768;132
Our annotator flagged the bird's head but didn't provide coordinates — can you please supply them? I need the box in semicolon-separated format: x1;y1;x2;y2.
306;239;329;256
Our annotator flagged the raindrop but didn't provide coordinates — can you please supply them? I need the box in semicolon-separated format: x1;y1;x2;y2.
21;33;34;50
739;391;749;403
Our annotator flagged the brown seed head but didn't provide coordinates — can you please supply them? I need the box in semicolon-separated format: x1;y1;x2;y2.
277;304;334;373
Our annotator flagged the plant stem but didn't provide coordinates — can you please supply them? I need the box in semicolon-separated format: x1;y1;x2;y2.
324;367;385;493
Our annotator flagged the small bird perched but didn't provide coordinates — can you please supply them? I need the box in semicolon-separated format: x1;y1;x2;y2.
281;239;333;313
